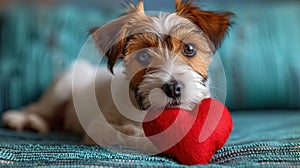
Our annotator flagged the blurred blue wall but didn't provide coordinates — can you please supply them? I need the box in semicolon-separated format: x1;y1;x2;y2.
0;0;299;112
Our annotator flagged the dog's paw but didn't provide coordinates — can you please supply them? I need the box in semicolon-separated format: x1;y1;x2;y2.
115;124;144;136
2;110;49;134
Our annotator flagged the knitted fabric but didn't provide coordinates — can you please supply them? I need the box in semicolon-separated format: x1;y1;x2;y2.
1;112;300;167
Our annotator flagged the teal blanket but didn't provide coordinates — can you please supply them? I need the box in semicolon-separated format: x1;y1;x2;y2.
1;111;300;167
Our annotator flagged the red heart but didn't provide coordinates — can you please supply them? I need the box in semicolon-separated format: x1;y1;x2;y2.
143;98;233;165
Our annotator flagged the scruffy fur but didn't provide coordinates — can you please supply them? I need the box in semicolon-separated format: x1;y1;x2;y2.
2;0;232;152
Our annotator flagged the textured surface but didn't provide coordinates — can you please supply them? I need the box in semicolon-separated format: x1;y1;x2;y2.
1;111;300;167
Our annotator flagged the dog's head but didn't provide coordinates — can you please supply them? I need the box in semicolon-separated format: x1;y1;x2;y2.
90;0;233;111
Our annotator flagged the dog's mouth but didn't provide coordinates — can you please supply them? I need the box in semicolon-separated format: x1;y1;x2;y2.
167;99;181;107
135;92;148;110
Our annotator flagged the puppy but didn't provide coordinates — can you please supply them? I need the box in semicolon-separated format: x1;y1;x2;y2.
2;0;232;152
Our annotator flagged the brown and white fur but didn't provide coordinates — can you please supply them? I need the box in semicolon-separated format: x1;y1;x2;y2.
2;0;232;152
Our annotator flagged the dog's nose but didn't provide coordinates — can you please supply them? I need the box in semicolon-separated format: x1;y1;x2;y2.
162;80;183;98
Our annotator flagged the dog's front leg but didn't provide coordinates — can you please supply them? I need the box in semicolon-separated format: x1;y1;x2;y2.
2;68;74;133
82;119;158;153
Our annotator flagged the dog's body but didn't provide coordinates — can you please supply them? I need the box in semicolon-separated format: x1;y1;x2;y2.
3;62;155;150
2;0;232;152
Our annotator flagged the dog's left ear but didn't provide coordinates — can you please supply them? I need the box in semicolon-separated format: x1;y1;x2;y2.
175;0;234;50
90;1;145;73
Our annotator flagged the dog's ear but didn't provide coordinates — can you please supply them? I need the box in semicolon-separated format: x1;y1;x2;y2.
175;0;233;49
90;1;145;73
123;0;145;14
90;17;129;73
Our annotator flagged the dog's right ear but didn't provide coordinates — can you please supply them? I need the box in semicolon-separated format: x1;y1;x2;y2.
90;16;129;73
90;1;145;73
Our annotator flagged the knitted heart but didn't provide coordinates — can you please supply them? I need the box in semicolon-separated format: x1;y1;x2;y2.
143;98;233;165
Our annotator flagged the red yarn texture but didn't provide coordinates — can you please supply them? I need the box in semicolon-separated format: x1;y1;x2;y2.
143;98;233;165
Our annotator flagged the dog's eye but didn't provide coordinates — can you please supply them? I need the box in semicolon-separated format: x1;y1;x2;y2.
136;52;151;66
183;43;197;57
